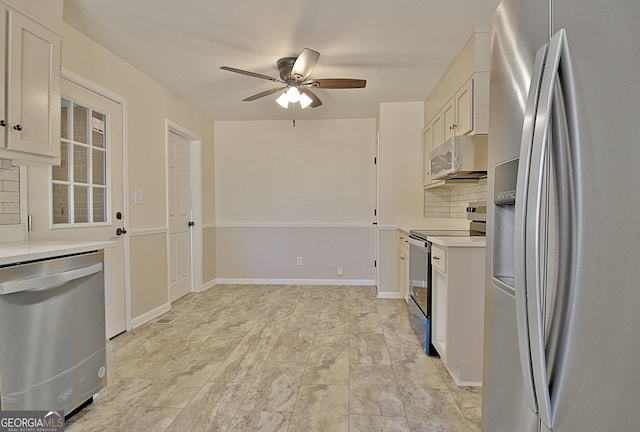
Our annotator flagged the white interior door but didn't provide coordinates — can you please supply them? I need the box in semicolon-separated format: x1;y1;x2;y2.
27;77;126;338
168;130;192;302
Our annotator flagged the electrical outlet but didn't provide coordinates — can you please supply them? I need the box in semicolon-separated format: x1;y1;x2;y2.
337;266;343;276
296;256;303;266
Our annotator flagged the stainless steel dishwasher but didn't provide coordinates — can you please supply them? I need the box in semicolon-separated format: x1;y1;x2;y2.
0;250;107;415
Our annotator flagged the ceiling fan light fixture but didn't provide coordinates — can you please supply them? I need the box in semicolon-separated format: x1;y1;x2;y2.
299;92;313;109
221;48;367;114
276;92;289;108
285;86;301;103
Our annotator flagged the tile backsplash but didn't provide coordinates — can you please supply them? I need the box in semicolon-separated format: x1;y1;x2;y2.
0;158;20;225
424;180;487;219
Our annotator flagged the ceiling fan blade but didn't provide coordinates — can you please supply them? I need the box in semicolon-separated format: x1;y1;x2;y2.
242;86;288;102
300;88;323;108
310;78;367;89
220;66;282;83
291;48;320;81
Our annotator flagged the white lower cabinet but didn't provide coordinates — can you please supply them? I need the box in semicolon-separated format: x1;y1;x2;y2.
398;231;410;302
431;244;486;386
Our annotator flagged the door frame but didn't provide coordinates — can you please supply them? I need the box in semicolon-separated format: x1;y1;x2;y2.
164;120;203;299
62;67;132;332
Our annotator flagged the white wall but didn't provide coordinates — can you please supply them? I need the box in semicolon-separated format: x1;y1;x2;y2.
214;119;376;283
50;23;215;321
377;102;425;296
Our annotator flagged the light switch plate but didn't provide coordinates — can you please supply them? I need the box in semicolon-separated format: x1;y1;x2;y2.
134;190;144;205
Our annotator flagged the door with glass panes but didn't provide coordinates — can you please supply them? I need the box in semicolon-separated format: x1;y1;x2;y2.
28;77;126;338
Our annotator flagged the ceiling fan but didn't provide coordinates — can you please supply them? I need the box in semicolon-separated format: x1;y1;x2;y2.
220;48;366;109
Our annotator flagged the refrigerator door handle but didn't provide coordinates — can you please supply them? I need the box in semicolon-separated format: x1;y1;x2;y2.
514;44;548;415
527;28;576;430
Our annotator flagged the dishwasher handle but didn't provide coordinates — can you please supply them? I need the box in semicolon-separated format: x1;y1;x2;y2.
0;263;103;295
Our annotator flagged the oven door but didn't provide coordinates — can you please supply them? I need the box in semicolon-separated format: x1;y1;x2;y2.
408;237;431;316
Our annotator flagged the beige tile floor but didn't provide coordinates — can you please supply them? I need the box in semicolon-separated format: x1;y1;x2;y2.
66;285;481;432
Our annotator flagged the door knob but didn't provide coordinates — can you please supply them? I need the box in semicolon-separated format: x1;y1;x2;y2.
116;228;127;236
13;124;22;131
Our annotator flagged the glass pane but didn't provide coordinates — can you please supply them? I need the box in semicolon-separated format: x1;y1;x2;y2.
61;99;70;140
74;186;89;223
93;187;106;223
93;149;106;185
73;144;88;183
52;183;69;224
52;141;69;181
53;98;111;227
92;112;106;148
73;104;89;144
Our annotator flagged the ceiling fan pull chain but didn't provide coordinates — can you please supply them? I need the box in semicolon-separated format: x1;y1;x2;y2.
292;103;296;127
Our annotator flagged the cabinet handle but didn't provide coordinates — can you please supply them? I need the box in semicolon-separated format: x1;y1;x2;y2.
13;124;22;131
0;120;5;127
433;256;440;260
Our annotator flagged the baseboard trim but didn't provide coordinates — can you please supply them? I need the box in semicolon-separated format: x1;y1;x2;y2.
376;291;404;299
200;279;217;291
131;302;171;329
214;278;375;286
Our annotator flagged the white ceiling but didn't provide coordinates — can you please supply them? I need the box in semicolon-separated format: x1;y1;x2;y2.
63;0;501;121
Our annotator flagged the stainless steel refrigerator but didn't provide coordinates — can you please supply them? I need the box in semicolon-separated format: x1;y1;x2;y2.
483;1;640;431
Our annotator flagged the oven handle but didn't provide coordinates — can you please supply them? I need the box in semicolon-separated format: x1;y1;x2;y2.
407;237;428;248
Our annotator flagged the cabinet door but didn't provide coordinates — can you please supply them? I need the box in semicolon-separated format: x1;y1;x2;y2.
5;10;60;159
442;97;456;142
423;123;433;186
398;235;409;301
455;78;474;135
400;251;408;300
432;267;447;360
0;7;6;150
432;110;444;149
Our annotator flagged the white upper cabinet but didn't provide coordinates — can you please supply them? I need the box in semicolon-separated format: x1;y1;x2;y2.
454;78;473;136
423;123;434;185
431;110;444;147
423;30;490;187
442;97;456;142
0;1;62;165
1;0;63;34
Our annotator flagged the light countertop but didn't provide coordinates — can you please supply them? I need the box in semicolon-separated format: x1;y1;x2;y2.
427;236;486;248
0;240;117;266
396;217;471;234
